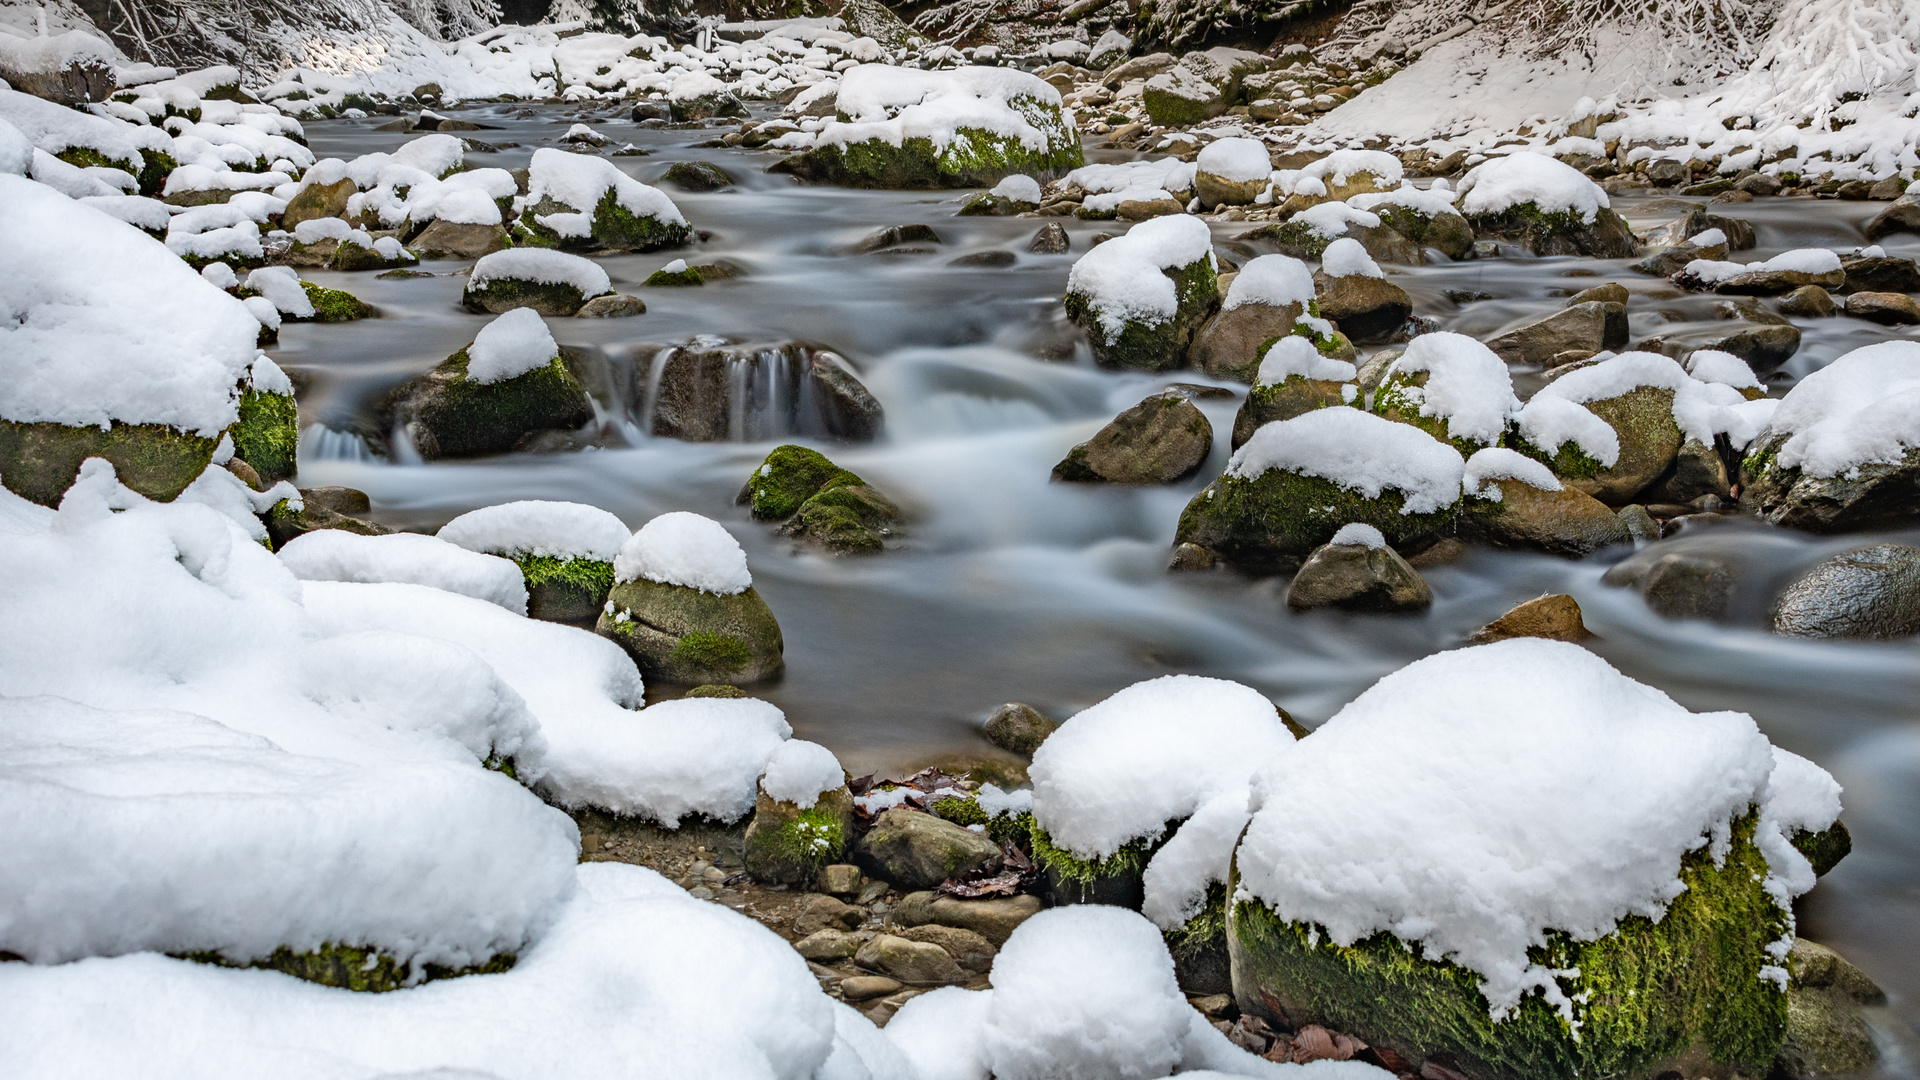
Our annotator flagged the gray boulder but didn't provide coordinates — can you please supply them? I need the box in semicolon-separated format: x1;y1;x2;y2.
1052;389;1213;484
1838;254;1920;294
1742;439;1920;533
648;342;883;443
1484;301;1627;364
854;808;1004;891
984;703;1058;757
1775;939;1884;1080
1603;550;1737;620
595;578;784;685
1864;194;1920;241
1771;544;1920;639
1285;538;1432;612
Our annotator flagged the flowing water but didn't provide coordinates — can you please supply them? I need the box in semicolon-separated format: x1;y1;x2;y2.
289;105;1920;1050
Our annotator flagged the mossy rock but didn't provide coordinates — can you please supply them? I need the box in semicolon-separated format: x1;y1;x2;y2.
931;796;1033;849
231;387;298;484
1176;466;1456;575
515;189;690;253
1228;813;1789;1080
1739;437;1920;534
1029;823;1165;908
1372;205;1475;261
645;266;704;287
0;418;218;507
1511;387;1682;506
769;105;1083;190
300;281;375;322
746;444;864;520
265;496;392;550
1791;821;1851;878
1231;375;1353;448
329;238;411;273
182;940;513;993
1454;481;1631;558
1065;256;1220;372
745;444;899;551
743;785;855;886
516;553;615;623
383;347;595;460
1168;881;1234;995
54;145;140;179
596;577;784;684
1371;369;1500;456
662;161;734;191
1465;202;1638;259
461;276;599;317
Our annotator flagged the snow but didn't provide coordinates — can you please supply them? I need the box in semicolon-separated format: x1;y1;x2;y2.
1029;674;1294;860
1348;183;1463;221
975;782;1034;818
392;133;465;178
1292;200;1381;240
1224;253;1315;312
612;511;753;595
1329;522;1388;548
1760;340;1920;478
1066;159;1196;205
77;193;170;232
1065;214;1216;343
469;247;611;299
1463;446;1564;499
1687;228;1728;248
1237;639;1829;1022
465;307;559;386
1320;237;1382;278
1514;395;1620;466
0;28;114;79
277;531;530;615
0;862;853;1080
245;265;315;319
0;114;28;174
1681;248;1844;284
524;146;685;226
989;174;1042;202
292;216;362;244
1229;407;1467;514
29;146;118;197
250;356;293;398
433;186;503;225
1760;747;1843;900
887;986;995;1080
199;261;238;290
1196;137;1272;183
1140;788;1255;932
0;85;147;170
242;295;281;332
1456;151;1608;224
1687;349;1763;390
760;739;845;808
1531;351;1734;445
818;64;1071;160
437;501;630;563
1383;332;1521;446
1300;149;1402;189
0;174;257;436
1256;336;1356;384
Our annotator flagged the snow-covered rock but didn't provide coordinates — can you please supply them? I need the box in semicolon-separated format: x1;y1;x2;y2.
598;513;784;686
463;247;614;315
1064;214;1219;371
515;147;688;252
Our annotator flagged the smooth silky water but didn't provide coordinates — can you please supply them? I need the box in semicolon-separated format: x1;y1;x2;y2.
289;105;1920;1045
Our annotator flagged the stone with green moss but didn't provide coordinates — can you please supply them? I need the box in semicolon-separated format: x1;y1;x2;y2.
1465;202;1638;259
1029;822;1163;907
462;275;603;317
1175;465;1457;575
1509;387;1682;506
280;177;357;230
1168;880;1233;995
514;553;615;623
265;495;392;550
301;281;376;322
231;385;299;484
1231;375;1354;448
1454;479;1631;558
1370;204;1475;261
0;418;217;506
1228;813;1790;1080
684;683;747;699
745;444;900;553
1739;436;1920;534
596;577;784;684
1192;297;1342;384
329;238;414;272
743;785;855;886
931;797;1033;849
769;98;1083;190
514;188;691;253
1371;369;1502;456
1776;938;1883;1080
747;445;863;519
645;265;704;287
1791;821;1851;878
1242;219;1423;265
382;346;595;460
1066;255;1219;372
182;940;513;993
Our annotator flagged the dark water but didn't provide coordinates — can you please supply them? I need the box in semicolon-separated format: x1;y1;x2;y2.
286;105;1920;1052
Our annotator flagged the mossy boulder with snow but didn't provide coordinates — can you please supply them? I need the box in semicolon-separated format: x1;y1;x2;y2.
383;309;595;460
1456;152;1636;258
1740;342;1920;533
1064;215;1219;372
1178;407;1464;573
1510;353;1716;506
596;512;783;685
1192;253;1335;384
438;501;632;623
463;248;615;317
512;148;689;253
744;444;899;554
1350;185;1475;261
743;740;854;886
1229;336;1358;448
1454;448;1630;557
1228;640;1837;1080
770;65;1084;189
1369;332;1519;455
0;173;258;505
230;358;299;484
1244;202;1423;266
1142;63;1225;126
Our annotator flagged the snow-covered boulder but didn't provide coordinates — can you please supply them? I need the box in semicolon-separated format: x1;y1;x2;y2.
1350;183;1474;260
383;308;595;460
1229;639;1838;1080
742;739;855;887
513;148;689;253
1455;151;1636;258
1193;253;1342;385
231;355;298;483
0;29;116;106
1230;336;1358;448
0;174;258;505
463;247;615;315
1740;341;1920;532
1675;249;1847;297
1245;199;1424;266
771;65;1083;189
1299;149;1401;202
1175;406;1465;572
1064;214;1219;372
1369;331;1519;453
1314;237;1410;344
667;70;747;122
958;173;1043;215
1141;63;1224;126
1453;446;1631;557
1514;352;1709;505
439;500;631;622
0;84;167;191
596;512;785;685
1192;137;1271;208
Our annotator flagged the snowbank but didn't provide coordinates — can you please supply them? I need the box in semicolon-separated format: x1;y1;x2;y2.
437;500;630;562
612;511;752;595
1065;214;1215;343
0;174;257;435
466;307;560;385
278;530;530;614
1228;408;1467;515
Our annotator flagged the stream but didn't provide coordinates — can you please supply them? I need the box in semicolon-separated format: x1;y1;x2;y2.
286;103;1920;1052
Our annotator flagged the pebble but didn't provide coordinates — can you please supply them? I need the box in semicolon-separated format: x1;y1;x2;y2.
838;975;902;1001
689;886;715;900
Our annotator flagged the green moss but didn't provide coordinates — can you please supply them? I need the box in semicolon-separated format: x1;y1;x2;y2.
1030;823;1163;906
668;630;753;673
1372;372;1498;455
330;239;407;272
645;266;704;287
932;796;989;828
462;277;591;316
747;796;851;885
0;418;217;507
770;106;1082;189
1175;463;1457;574
181;941;514;993
1509;429;1605;482
1066;256;1219;372
597;578;784;685
232;387;299;484
590;187;691;251
747;444;863;520
301;281;375;322
515;554;615;623
684;683;746;699
1241;219;1338;260
394;349;593;460
1230;813;1789;1080
931;797;1031;847
54;145;139;177
484;754;520;780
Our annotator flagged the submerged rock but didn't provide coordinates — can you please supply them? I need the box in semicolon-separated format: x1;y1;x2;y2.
1604;549;1738;620
1052;389;1213;485
1771;544;1920;639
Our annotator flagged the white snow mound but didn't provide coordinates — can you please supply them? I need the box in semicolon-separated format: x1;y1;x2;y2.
613;511;753;595
1228;408;1467;515
438;501;630;563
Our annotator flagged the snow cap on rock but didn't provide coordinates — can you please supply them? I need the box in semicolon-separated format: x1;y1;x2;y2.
1329;522;1387;548
614;511;752;595
1195;137;1272;183
1457;151;1608;224
1257;335;1355;385
1224;253;1315;312
760;739;844;809
466;307;559;385
990;174;1042;202
438;500;631;563
1321;236;1383;278
278;531;531;614
470;247;612;298
1065;214;1214;343
1229;407;1467;515
1384;332;1521;446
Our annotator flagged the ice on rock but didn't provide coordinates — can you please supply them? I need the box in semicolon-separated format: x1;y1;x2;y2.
1236;639;1836;1019
1196;137;1272;183
0;174;258;435
1759;340;1920;479
1320;237;1382;278
1257;336;1355;385
1463;446;1563;498
1065;214;1215;342
1224;253;1316;312
245;265;316;318
278;531;531;614
990;173;1042;202
1382;332;1522;445
525;146;685;226
1456;151;1609;224
465;307;560;385
438;501;630;562
469;247;612;298
1329;522;1388;548
1228;408;1467;515
1030;674;1294;859
761;739;847;809
614;511;753;595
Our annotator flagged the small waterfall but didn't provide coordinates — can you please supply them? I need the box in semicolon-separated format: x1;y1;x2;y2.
637;339;880;443
298;425;378;463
